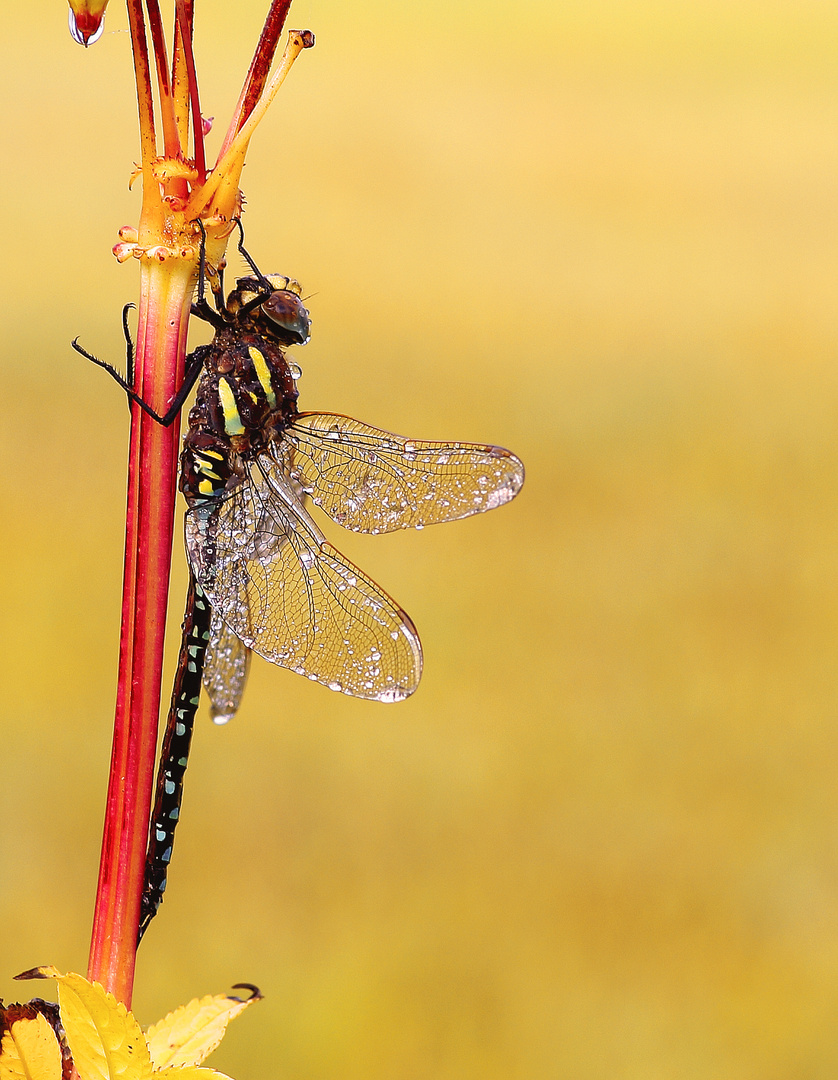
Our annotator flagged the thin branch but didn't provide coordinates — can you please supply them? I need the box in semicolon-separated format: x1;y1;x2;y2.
188;29;314;220
144;0;182;160
171;9;191;161
217;0;292;163
125;0;157;175
175;0;207;181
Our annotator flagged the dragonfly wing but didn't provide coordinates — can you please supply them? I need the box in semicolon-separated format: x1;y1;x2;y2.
197;479;308;723
185;462;423;702
203;609;251;725
278;412;525;534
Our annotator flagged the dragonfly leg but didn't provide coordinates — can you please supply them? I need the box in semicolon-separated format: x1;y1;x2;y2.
231;217;276;319
191;219;229;331
73;313;206;428
72;302;139;416
234;217;272;290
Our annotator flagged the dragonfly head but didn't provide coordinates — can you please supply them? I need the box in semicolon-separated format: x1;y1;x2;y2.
231;274;312;346
261;287;311;345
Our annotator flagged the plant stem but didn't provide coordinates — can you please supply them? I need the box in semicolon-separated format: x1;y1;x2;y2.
87;259;194;1005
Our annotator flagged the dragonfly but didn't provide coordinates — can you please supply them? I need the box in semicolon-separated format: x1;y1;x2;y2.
77;222;524;940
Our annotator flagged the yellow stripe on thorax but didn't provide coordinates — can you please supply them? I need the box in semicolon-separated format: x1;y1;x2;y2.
248;346;277;409
218;378;245;435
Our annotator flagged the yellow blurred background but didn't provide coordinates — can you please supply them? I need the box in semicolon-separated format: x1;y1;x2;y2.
3;1;838;1076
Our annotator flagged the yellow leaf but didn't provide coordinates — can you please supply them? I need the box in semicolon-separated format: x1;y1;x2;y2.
0;1013;62;1080
155;1068;233;1080
55;973;153;1080
146;988;262;1069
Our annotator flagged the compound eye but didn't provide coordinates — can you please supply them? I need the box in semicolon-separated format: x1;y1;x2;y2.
262;290;311;345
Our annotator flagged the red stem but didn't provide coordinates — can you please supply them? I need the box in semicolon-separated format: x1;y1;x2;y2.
87;262;193;1005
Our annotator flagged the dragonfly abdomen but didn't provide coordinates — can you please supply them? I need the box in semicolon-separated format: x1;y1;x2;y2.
138;576;212;943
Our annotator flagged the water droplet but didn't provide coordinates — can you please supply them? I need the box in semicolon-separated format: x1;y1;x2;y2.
378;687;408;703
68;6;106;46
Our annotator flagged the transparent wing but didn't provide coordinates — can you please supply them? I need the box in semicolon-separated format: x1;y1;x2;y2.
277;412;524;534
198;472;306;720
185;460;422;702
203;610;251;725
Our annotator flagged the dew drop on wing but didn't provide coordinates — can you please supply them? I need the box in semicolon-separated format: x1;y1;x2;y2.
487;484;515;510
212;711;235;726
378;687;410;703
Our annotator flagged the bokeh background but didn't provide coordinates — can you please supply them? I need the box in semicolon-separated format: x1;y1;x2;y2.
2;1;838;1076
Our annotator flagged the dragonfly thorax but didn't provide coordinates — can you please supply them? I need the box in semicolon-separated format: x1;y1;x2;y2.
180;327;301;506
